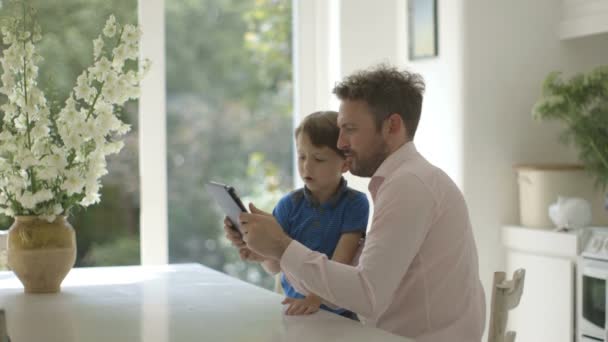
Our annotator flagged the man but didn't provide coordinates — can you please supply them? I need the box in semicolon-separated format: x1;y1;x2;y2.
227;64;486;341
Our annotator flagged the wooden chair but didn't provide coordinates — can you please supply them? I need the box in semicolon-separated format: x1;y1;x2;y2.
488;269;526;342
0;309;10;342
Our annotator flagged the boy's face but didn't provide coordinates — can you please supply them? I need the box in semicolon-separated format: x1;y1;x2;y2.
337;99;390;177
296;132;348;195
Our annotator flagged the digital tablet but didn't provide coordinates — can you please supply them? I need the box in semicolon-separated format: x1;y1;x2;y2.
205;181;247;236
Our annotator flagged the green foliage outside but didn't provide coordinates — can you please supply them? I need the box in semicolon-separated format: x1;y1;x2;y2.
166;0;293;289
532;65;608;191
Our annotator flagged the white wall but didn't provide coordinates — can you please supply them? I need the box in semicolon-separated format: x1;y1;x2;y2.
407;0;465;188
460;0;608;331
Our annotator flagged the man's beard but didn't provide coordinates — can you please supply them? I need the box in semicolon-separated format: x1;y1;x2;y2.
349;139;391;177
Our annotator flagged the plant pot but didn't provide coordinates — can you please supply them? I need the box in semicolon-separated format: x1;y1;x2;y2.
7;216;76;293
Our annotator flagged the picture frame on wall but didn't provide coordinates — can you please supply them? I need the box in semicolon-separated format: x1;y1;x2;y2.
408;0;438;60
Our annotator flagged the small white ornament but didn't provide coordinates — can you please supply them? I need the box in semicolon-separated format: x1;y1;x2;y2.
548;196;592;230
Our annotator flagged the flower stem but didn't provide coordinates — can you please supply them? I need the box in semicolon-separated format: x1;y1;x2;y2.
20;3;37;194
85;85;103;121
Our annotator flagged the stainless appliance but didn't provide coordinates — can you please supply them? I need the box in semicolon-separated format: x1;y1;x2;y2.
578;228;608;341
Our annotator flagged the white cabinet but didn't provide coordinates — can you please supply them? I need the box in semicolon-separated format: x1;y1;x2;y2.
502;226;582;342
560;0;608;40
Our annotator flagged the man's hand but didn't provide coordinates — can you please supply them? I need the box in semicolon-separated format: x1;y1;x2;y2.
282;295;322;315
224;217;245;248
238;247;265;262
240;203;293;260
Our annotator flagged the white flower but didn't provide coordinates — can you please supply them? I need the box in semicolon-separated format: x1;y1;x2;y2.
45;150;68;170
40;214;57;223
97;112;121;132
74;74;95;101
52;203;63;215
62;173;85;196
104;141;124;155
93;36;104;59
0;207;15;217
37;166;59;181
124;43;138;61
89;57;112;82
0;12;146;217
33;189;53;203
0;130;13;142
102;83;121;104
30;122;50;139
80;192;100;206
18;154;38;170
88;154;108;178
18;192;37;210
58;103;79;123
62;133;82;150
103;15;117;38
86;120;103;143
116;123;131;135
94;100;113;117
122;25;141;45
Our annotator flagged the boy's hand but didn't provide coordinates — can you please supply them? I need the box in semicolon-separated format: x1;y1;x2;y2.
238;247;265;262
282;295;322;315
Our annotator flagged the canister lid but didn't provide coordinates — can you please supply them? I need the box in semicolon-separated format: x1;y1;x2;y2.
514;163;583;171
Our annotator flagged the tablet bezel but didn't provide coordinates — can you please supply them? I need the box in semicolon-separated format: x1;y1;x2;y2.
205;181;247;236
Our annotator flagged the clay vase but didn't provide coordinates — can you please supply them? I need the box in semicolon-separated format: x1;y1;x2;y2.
7;216;76;293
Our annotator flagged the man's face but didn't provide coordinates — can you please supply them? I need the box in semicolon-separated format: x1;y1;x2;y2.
337;100;390;177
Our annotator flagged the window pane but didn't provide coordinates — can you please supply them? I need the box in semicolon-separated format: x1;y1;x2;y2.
166;0;293;289
0;0;140;266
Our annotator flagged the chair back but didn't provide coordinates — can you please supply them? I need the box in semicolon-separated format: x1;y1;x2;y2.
0;309;9;342
488;269;526;342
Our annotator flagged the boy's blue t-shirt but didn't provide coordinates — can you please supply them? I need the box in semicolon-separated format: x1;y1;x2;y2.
272;178;369;315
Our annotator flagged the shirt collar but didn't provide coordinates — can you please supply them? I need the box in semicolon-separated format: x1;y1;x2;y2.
368;141;418;201
303;177;348;208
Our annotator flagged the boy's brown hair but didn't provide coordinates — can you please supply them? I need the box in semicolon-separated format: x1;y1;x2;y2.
294;111;345;158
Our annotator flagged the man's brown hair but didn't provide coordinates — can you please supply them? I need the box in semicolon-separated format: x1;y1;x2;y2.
295;111;345;158
333;64;425;139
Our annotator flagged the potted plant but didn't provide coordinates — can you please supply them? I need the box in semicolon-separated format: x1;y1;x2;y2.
0;2;148;293
532;65;608;211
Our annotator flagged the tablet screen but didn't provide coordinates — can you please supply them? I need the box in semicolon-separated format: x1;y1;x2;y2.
205;181;247;235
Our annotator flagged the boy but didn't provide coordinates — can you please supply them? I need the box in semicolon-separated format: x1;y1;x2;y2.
227;111;369;318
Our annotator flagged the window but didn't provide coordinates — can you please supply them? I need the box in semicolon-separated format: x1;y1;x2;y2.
166;0;293;289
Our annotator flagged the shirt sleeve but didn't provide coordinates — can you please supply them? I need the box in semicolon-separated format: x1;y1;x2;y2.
279;174;435;318
341;192;369;234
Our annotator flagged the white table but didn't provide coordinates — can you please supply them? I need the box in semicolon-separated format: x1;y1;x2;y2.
0;263;411;341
